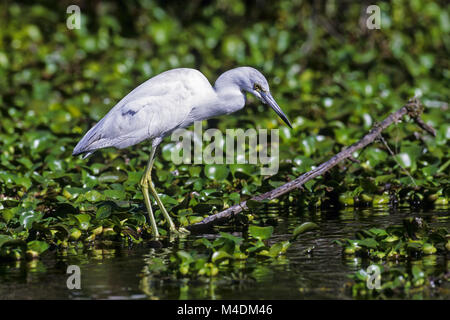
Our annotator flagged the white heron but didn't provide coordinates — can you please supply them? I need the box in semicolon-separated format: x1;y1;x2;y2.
73;67;292;238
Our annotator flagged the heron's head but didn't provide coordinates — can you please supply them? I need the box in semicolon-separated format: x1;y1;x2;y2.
236;67;292;128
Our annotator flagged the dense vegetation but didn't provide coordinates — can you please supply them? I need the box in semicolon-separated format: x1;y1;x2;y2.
0;0;448;299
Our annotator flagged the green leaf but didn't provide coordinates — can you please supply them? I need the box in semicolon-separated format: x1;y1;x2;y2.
211;250;233;263
204;164;229;180
193;238;213;249
176;250;193;262
412;265;424;279
268;241;290;257
19;210;43;229
99;171;128;183
84;190;104;202
0;235;26;251
356;238;379;249
219;232;243;245
248;225;273;241
422;243;437;255
75;213;91;230
369;228;388;237
292;222;319;240
27;240;49;254
103;189;126;200
95;204;112;220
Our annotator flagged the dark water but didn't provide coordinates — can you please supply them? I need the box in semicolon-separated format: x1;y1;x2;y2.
0;207;449;299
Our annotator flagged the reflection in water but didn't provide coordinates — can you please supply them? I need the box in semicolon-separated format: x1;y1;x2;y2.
0;207;448;299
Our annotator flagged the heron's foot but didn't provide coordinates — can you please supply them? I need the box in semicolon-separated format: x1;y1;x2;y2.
178;227;191;235
170;226;191;236
150;231;160;240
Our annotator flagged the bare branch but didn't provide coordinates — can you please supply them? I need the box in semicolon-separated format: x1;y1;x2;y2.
186;98;435;233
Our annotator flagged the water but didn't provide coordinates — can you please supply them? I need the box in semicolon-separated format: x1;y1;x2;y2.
0;207;448;299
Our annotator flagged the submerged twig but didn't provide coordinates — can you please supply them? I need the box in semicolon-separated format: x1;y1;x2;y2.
186;98;436;232
378;133;417;187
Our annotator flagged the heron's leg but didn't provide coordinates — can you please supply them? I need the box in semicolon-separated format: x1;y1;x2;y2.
145;144;190;235
140;147;159;238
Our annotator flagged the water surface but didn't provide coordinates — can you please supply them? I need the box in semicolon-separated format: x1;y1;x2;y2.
0;207;448;299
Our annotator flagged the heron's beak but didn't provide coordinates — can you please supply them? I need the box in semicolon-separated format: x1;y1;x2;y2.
261;92;292;128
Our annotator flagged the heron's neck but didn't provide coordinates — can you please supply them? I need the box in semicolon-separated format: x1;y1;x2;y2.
213;79;246;115
185;71;246;124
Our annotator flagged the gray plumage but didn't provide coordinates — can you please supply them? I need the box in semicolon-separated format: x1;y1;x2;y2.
72;66;291;237
72;67;291;158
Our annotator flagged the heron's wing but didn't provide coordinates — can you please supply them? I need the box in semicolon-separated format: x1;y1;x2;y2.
73;69;211;155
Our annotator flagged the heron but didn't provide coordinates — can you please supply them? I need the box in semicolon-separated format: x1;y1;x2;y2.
73;67;292;238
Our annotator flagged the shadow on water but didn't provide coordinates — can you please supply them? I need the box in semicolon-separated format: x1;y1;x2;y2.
0;206;448;299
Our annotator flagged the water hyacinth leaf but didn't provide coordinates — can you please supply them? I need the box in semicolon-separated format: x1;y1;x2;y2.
421;165;438;177
0;172;16;187
99;171;128;183
407;241;423;252
229;164;254;178
219;232;243;245
188;166;202;177
292;222;319;240
204;164;229;180
159;194;179;206
369;228;388;237
211;250;233;263
356;238;378;249
75;213;91;230
96;204;112;220
131;213;146;225
84;190;104;202
2;209;16;223
27;240;49;255
50;223;71;238
69;228;82;240
19;210;44;229
176;250;193;263
193;238;213;249
229;192;240;204
248;225;273;241
200;189;221;197
103;189;126;200
355;269;368;281
365;148;388;167
268;240;290;257
412;265;425;280
63;187;85;200
0;235;27;251
293;156;315;172
394;152;413;169
422;243;437;255
375;174;396;184
372;194;390;205
15;176;33;190
126;171;142;185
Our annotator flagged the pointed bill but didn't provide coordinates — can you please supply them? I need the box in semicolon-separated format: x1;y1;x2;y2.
261;92;292;128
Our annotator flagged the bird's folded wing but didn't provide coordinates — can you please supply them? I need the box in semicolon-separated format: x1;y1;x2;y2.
73;81;196;154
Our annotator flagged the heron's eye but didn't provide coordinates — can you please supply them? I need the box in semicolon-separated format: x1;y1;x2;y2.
254;83;262;91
